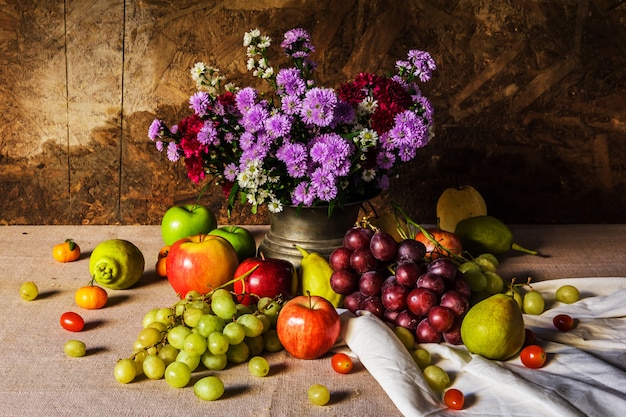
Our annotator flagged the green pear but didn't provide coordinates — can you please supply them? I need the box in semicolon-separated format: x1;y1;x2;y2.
460;293;525;360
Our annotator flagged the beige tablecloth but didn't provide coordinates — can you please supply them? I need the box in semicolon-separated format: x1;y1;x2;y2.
1;224;625;416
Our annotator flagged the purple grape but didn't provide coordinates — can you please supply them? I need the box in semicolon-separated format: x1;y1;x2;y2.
381;277;409;312
350;248;378;273
359;270;386;296
343;227;374;251
395;310;420;331
344;291;366;314
396;239;427;262
416;272;446;295
370;231;398;262
329;269;360;295
394;261;425;288
360;296;385;318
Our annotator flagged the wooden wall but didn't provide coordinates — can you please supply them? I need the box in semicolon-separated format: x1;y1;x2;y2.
1;0;625;226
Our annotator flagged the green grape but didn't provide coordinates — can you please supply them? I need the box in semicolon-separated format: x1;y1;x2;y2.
175;349;201;372
184;290;203;300
237;313;265;338
174;302;186;317
522;290;545;315
257;297;281;324
245;335;265;357
190;299;211;314
255;313;271;333
211;295;238;320
212;288;231;299
183;307;204;327
142;354;166;380
19;281;39;301
223;321;246;345
194;376;225;401
226;342;249;364
308;384;331;406
201;351;228;371
248;356;270;377
423;365;450;391
64;340;86;357
457;261;481;273
411;348;431;370
208;331;230;355
164;361;191;388
196;314;225;338
476;253;499;267
556;285;580;304
157;344;179;367
473;256;498;272
183;332;207;356
393;326;415;350
155;307;174;325
136;327;163;349
146;321;168;333
114;358;137;384
484;271;504;294
168;325;193;350
262;330;283;352
236;303;253;317
133;349;149;375
505;287;523;308
463;269;487;292
142;308;160;328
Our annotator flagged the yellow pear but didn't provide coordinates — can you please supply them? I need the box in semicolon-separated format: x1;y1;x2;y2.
460;293;525;360
436;185;487;232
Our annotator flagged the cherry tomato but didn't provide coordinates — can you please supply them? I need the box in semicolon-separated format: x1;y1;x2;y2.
414;229;463;261
553;314;575;331
155;246;170;278
443;388;464;410
331;352;354;374
520;344;546;369
52;239;81;263
75;285;108;309
60;311;85;332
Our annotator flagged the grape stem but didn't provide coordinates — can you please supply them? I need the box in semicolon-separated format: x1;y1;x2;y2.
390;202;469;264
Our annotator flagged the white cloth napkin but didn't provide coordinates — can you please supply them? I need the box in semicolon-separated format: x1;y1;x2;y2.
335;277;626;416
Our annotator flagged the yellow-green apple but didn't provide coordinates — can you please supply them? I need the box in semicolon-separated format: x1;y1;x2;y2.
166;234;238;297
276;295;341;359
232;257;297;306
208;225;257;262
161;204;217;246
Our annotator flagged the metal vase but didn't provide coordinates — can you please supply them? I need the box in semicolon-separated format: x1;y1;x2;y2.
258;201;365;270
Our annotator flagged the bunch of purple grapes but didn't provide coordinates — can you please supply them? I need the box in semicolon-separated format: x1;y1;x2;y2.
329;226;471;345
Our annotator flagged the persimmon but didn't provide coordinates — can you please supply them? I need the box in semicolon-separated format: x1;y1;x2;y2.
52;239;81;263
75;285;108;309
414;229;463;261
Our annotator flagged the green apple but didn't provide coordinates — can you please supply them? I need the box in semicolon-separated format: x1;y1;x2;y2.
161;204;217;246
208;225;257;262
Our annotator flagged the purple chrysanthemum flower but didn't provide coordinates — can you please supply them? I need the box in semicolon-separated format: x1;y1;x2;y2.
241;104;269;133
406;49;437;82
235;87;257;113
309;133;352;174
301;87;337;127
148;119;163;140
239;132;256;150
310;167;337;201
376;150;396;170
281;94;302;115
166;142;179;162
264;113;292;139
281;28;315;59
292;181;314;206
189;91;210;116
155;140;164;152
276;68;306;96
224;163;238;182
331;101;356;126
197;121;218;145
378;174;390;190
277;142;307;178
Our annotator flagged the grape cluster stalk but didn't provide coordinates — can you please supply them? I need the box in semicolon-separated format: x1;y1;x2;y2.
329;223;472;344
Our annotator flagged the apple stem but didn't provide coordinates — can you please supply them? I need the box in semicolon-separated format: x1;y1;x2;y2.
210;264;259;296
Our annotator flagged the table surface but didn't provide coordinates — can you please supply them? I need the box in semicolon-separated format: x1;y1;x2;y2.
2;224;625;417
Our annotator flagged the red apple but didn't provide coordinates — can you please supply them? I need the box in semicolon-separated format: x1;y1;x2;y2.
276;295;341;360
232;257;297;305
166;234;239;298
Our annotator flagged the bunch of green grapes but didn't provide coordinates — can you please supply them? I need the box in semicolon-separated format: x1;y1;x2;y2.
113;289;284;398
506;278;580;316
457;253;505;303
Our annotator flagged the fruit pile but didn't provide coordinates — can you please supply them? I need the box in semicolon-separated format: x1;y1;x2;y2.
113;289;285;400
328;224;471;344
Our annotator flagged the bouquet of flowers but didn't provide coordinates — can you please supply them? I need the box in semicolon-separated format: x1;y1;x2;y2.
149;28;436;215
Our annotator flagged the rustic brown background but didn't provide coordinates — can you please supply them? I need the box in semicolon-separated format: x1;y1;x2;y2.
1;0;624;226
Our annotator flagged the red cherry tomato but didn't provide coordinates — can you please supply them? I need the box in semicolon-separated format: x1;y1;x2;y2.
331;353;354;374
520;344;546;369
60;311;85;332
553;314;575;331
443;388;464;410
